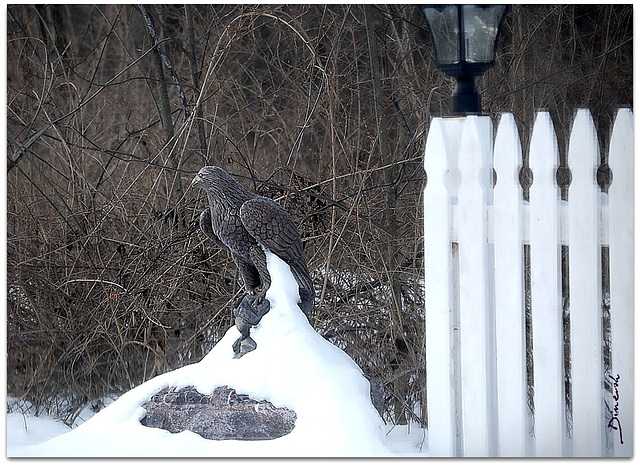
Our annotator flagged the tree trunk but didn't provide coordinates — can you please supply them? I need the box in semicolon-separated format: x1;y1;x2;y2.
185;5;208;165
364;4;409;425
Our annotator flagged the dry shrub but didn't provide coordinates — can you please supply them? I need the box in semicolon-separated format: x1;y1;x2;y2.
6;5;631;426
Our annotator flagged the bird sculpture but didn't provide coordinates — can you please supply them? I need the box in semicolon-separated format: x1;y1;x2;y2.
192;166;314;357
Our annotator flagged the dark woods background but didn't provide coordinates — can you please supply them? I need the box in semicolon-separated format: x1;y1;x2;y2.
6;4;632;426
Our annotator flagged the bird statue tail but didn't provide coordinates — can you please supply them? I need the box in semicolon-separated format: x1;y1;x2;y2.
291;263;314;318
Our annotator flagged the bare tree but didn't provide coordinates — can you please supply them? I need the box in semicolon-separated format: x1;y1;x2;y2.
6;4;632;427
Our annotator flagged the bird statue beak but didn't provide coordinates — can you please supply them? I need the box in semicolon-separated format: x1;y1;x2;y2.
191;172;203;188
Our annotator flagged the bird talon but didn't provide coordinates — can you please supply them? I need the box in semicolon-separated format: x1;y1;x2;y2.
233;336;256;358
235;294;270;326
249;286;268;304
230;294;271;357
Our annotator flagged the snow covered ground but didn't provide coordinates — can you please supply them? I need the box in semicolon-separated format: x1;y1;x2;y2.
5;405;428;457
5;252;428;457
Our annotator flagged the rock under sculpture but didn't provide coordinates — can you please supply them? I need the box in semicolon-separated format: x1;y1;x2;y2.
140;385;297;441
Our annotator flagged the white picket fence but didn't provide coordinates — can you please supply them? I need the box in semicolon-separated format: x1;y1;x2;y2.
423;108;633;457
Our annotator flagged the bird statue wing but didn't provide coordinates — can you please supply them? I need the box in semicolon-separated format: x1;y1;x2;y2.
199;208;227;251
239;197;305;265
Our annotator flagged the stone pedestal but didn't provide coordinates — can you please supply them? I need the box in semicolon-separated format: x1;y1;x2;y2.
140;386;296;441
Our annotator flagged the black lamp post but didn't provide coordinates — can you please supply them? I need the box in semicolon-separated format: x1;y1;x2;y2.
419;4;507;115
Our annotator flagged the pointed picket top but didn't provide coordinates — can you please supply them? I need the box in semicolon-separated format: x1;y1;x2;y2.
424;117;448;174
494;113;522;187
567;109;603;456
607;108;633;457
608;108;633;193
529;111;560;190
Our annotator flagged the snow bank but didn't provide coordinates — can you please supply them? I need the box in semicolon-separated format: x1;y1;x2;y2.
9;252;392;457
6;412;72;449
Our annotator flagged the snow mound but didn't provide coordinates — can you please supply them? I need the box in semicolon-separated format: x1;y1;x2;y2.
9;252;391;457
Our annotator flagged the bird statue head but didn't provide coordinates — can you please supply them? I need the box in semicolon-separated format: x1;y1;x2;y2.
191;166;255;206
191;166;228;190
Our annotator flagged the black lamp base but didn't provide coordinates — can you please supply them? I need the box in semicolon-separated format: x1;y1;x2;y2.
450;76;481;115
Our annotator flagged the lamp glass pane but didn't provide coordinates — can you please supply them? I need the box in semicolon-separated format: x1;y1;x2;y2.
422;6;460;65
463;5;506;63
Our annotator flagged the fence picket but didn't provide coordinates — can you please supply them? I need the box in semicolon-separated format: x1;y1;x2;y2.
457;116;493;456
607;108;634;457
567;109;603;456
424;117;459;457
493;113;527;456
528;111;565;456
